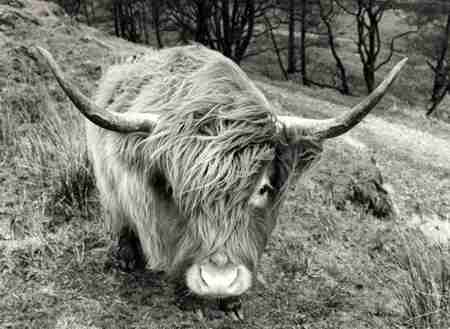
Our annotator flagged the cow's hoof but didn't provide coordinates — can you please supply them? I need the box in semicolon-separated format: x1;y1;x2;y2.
219;297;244;321
174;282;244;321
111;229;145;272
194;302;243;322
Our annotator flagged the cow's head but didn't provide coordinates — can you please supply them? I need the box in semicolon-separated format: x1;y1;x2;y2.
36;47;406;298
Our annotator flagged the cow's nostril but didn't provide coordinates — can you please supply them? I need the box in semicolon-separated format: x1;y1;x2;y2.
228;267;239;287
209;252;229;267
199;267;209;287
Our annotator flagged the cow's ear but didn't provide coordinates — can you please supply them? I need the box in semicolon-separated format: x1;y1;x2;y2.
293;138;323;174
274;138;323;188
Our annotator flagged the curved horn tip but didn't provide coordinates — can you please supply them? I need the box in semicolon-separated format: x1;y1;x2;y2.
388;57;408;80
277;57;408;143
397;57;409;68
34;46;159;134
34;46;57;68
319;57;409;139
35;46;50;57
33;47;109;123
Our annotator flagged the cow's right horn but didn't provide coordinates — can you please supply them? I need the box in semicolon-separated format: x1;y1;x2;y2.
35;47;158;133
277;58;408;142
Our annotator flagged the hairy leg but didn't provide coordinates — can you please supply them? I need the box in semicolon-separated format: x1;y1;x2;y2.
112;227;146;271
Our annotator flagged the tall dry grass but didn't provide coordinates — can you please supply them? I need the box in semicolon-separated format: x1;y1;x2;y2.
3;82;98;226
393;231;450;329
21;103;97;220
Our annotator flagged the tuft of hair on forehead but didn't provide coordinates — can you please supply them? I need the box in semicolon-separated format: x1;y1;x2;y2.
127;48;277;194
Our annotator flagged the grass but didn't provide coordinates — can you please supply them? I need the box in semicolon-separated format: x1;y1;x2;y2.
396;232;450;329
2;68;97;223
17;100;97;222
0;83;45;154
1;1;449;329
388;231;450;329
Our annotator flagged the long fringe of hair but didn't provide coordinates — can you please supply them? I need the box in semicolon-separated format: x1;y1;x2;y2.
93;45;322;271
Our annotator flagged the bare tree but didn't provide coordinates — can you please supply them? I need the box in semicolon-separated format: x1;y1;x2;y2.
150;0;164;48
264;15;288;80
400;0;450;117
57;0;89;22
274;0;319;84
287;0;296;74
166;0;274;64
113;0;138;42
111;0;155;44
299;0;309;85
426;13;450;116
318;0;350;94
336;0;415;93
81;0;94;25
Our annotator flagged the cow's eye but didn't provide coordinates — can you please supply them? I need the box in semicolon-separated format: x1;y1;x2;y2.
166;185;173;196
151;172;173;197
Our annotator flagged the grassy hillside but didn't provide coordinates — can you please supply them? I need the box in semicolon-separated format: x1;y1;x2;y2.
1;1;449;329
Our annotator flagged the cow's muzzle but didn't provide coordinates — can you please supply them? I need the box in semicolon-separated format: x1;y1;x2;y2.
185;252;252;297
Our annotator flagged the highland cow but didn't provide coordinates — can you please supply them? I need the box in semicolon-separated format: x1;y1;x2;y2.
36;45;406;317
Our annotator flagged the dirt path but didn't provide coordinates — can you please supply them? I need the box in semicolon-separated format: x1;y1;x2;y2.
348;116;450;170
254;24;355;48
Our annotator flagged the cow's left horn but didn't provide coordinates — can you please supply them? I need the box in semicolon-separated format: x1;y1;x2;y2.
35;47;158;133
278;58;408;142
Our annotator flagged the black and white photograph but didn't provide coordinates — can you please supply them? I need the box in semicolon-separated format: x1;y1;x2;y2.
1;0;449;328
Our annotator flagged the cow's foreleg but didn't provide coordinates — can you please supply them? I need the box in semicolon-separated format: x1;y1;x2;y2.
219;297;244;321
174;280;244;321
112;227;146;271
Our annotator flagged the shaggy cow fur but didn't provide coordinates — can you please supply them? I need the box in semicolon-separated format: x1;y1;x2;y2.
86;45;321;278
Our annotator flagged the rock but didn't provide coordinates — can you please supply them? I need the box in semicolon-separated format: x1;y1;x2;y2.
80;60;102;80
325;154;398;219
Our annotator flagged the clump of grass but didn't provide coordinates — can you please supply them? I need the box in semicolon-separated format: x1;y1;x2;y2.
392;230;450;329
1;47;54;155
2;47;98;233
0;93;12;145
17;94;98;225
0;84;46;150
